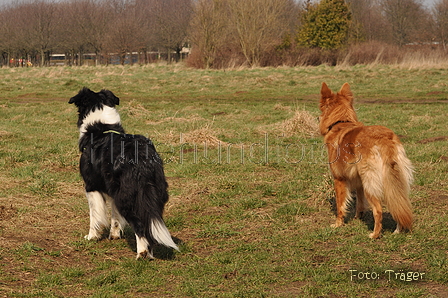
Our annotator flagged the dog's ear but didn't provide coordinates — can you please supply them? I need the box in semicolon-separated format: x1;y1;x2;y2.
69;87;92;105
320;82;333;111
338;83;353;101
321;82;333;99
99;89;120;106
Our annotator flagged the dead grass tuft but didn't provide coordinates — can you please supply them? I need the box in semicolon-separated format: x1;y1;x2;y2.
273;103;292;111
181;124;227;147
146;114;205;126
0;130;11;136
121;99;150;118
277;110;319;138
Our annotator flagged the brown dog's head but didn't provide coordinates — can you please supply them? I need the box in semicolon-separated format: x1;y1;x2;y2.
319;82;358;135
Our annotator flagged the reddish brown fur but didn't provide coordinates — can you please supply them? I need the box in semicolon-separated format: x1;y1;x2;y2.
319;83;413;238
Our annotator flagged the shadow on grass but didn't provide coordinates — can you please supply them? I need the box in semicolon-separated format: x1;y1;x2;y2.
328;196;398;233
121;226;182;260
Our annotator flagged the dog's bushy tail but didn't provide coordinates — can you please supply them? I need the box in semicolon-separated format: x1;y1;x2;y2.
151;217;179;251
140;171;179;251
382;143;414;230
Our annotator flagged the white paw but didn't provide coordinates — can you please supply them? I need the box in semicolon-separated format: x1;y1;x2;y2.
109;228;122;240
109;234;122;240
136;248;154;260
84;233;100;240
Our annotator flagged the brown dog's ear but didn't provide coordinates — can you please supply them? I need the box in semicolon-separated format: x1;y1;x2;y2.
321;82;333;99
339;83;353;101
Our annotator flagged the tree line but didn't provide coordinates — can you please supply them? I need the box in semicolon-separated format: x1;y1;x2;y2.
1;0;448;68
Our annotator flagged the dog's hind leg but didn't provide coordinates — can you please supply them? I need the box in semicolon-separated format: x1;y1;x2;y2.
355;187;367;219
364;192;382;239
85;191;108;240
135;235;153;260
108;196;126;240
393;222;402;234
331;179;348;228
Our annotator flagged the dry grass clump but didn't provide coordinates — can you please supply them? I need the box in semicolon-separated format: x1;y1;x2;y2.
278;110;319;138
146;114;205;126
273;103;292;111
121;99;150;118
0;130;11;136
181;124;227;147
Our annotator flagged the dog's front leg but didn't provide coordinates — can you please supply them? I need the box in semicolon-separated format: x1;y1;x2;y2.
331;179;347;228
84;191;108;240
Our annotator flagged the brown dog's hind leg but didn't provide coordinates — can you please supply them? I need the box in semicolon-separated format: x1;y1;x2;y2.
331;179;348;228
355;187;366;220
365;192;382;239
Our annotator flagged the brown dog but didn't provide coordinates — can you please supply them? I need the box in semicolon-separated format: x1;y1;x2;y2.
319;82;413;238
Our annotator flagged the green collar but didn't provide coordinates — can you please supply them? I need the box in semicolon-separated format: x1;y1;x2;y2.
103;130;122;135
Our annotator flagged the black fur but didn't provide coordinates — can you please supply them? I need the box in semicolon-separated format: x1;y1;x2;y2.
69;88;175;254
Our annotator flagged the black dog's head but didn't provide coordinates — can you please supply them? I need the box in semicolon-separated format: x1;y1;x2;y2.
69;87;120;127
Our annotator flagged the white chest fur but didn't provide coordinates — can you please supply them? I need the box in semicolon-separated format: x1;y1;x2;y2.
79;105;121;138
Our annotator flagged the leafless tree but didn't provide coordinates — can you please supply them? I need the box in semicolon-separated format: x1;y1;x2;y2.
146;0;193;63
189;0;231;68
347;0;388;42
105;0;143;65
228;0;296;66
380;0;431;46
0;5;19;66
60;0;113;65
18;0;60;66
434;0;448;48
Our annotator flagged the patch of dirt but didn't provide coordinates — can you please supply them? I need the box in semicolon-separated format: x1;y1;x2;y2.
0;204;17;221
211;111;227;116
418;136;448;144
425;282;448;298
426;91;445;96
270;281;308;296
427;191;448;209
12;96;67;104
300;94;448;104
356;98;448;104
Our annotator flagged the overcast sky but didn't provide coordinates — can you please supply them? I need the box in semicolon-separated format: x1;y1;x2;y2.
422;0;437;8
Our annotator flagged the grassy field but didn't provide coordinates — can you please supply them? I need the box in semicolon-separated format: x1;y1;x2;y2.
0;64;447;297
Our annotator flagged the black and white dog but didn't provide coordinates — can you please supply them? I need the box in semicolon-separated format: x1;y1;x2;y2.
69;87;178;259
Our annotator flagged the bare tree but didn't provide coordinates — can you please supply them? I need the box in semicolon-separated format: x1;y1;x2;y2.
18;0;60;66
228;0;295;66
148;0;193;63
105;0;143;65
380;0;431;46
434;0;448;48
60;0;113;65
0;5;19;66
189;0;231;68
347;0;387;42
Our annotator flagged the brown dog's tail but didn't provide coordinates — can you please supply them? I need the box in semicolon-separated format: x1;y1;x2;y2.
382;143;414;231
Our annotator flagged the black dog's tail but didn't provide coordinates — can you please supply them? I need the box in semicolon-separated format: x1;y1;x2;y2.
150;217;179;250
137;159;178;251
